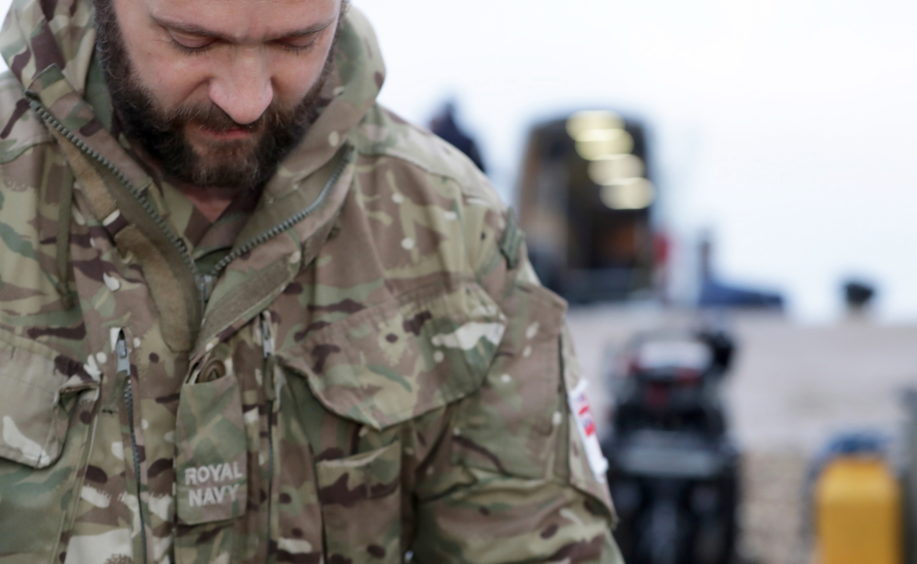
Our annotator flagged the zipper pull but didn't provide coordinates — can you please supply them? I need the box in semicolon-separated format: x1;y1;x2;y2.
116;330;131;375
197;274;215;305
261;312;278;407
261;311;274;359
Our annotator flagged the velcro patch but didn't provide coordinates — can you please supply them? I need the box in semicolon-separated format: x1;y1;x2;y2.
498;211;524;270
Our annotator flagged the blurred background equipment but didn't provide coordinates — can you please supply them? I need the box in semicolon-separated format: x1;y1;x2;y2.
515;110;659;303
841;278;878;317
697;230;785;311
602;325;741;564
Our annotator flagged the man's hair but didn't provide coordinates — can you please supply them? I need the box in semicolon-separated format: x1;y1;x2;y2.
93;0;351;14
92;0;351;34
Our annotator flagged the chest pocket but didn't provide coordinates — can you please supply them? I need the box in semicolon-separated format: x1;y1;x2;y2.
276;280;505;562
0;338;99;560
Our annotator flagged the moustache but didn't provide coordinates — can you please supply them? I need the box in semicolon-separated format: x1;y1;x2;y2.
166;103;288;134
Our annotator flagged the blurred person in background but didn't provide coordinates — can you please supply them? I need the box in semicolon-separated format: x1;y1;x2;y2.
429;99;488;173
0;0;622;561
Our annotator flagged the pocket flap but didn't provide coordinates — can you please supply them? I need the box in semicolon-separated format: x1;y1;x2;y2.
316;440;401;505
278;281;505;430
0;344;95;469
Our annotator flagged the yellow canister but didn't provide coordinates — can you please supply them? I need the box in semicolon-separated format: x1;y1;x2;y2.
815;456;901;564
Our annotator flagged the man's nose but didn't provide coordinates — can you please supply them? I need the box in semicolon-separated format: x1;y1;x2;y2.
208;51;274;125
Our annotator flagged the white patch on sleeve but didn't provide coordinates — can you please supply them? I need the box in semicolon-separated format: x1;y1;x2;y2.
152;535;173;562
83;355;101;379
118;491;141;537
244;407;259;425
526;322;540;340
147;494;173;521
102;210;120;225
568;380;609;479
560;508;585;528
278;538;314;554
103;273;121;291
80;486;111;508
431;322;505;351
1;416;51;466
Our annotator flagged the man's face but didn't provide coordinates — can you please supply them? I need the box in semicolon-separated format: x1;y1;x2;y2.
96;0;343;190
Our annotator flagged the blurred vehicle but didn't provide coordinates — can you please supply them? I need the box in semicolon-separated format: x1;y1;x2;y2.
515;110;660;303
602;327;741;564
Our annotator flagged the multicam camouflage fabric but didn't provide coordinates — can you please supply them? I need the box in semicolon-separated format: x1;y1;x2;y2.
0;0;623;562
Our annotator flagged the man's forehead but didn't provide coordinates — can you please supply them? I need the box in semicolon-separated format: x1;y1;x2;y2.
143;0;341;40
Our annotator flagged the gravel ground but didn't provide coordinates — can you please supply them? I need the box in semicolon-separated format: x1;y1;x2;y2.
739;449;810;564
565;305;917;564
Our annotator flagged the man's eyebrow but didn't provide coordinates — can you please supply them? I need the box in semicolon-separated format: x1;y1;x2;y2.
151;16;336;43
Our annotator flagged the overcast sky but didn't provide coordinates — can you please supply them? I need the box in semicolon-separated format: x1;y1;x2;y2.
3;0;917;322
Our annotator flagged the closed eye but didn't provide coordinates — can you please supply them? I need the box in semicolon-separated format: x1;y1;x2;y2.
273;38;317;54
169;31;217;54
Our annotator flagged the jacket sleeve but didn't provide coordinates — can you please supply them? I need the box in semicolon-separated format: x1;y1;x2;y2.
409;204;624;563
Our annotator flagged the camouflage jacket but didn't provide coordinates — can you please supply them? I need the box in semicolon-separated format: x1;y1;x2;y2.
0;0;622;562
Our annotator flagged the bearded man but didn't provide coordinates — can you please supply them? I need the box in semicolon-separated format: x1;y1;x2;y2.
0;0;622;561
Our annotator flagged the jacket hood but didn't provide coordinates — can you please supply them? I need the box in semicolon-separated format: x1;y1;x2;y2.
0;0;386;354
0;0;385;188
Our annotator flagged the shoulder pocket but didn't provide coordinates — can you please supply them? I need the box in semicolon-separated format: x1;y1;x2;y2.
451;283;569;480
277;280;505;430
0;342;98;468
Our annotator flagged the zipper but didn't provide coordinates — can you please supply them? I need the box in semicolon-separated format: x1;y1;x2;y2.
27;97;205;308
261;312;276;550
30;95;355;307
117;330;149;564
206;143;355;279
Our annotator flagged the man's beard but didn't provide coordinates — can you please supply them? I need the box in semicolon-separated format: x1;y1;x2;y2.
93;0;335;192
